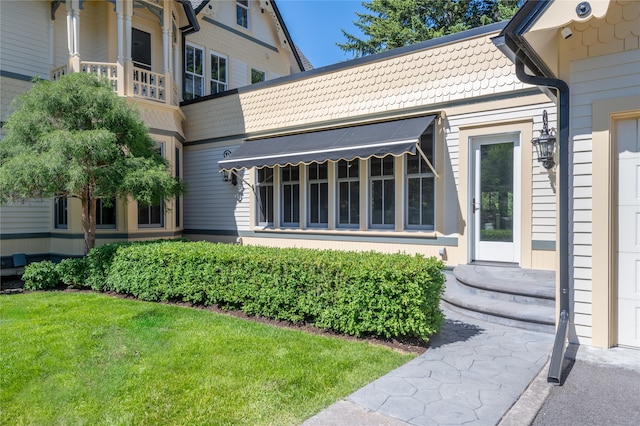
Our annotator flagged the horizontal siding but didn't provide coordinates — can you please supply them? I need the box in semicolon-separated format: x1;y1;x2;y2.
0;1;51;79
0;200;51;234
568;48;640;344
183;144;250;232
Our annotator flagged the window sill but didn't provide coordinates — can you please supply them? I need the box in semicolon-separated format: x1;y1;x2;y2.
252;227;439;239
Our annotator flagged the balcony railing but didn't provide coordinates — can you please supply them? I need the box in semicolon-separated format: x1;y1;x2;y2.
50;62;176;105
132;67;165;103
81;62;118;92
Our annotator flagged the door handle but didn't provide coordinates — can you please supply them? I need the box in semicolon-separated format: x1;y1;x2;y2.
472;198;480;214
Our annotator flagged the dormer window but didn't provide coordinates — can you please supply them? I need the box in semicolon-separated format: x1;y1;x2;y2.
236;0;249;28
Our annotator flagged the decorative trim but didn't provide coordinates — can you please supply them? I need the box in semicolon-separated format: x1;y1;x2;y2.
202;17;279;53
532;240;555;251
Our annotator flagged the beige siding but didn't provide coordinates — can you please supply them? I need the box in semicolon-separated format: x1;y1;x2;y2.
569;48;640;345
183;30;533;142
0;1;51;79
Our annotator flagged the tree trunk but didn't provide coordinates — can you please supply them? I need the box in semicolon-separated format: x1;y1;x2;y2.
81;187;97;255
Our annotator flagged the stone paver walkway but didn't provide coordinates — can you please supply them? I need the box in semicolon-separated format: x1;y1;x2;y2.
304;307;554;425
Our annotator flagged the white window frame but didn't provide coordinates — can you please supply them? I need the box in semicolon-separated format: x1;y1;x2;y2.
307;162;328;227
209;51;228;95
250;67;266;84
405;132;435;230
369;156;395;229
184;43;204;100
336;159;360;228
256;167;274;227
236;0;249;29
280;165;300;227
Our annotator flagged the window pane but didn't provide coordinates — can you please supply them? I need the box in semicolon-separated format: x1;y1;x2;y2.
283;185;292;223
384;179;395;224
422;177;434;226
349;160;359;178
420;134;434;170
319;182;328;223
349;181;359;224
292;184;300;223
211;56;219;80
219;58;227;82
310;184;319;222
371;180;382;224
408;177;420;225
290;165;299;181
370;158;381;177
383;156;394;176
338;160;347;178
407;154;420;175
339;181;349;224
318;163;327;179
186;46;194;72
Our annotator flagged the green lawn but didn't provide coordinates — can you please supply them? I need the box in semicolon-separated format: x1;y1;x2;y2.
0;292;414;425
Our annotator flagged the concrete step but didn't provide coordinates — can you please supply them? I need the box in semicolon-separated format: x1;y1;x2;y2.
442;266;556;334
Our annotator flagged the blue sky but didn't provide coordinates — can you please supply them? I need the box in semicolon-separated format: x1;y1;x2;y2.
276;1;367;68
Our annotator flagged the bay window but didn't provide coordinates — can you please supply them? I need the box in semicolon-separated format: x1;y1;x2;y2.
337;159;359;227
370;156;395;227
308;163;328;227
281;165;300;226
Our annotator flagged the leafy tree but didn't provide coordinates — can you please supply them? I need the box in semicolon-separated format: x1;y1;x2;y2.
339;0;522;58
0;73;185;254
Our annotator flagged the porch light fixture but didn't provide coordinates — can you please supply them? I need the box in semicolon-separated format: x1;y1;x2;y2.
222;150;237;185
532;110;556;169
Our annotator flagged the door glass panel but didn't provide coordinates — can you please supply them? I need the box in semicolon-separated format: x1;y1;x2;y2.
480;142;513;242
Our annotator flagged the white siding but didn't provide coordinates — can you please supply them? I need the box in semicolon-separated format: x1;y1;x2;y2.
183;144;250;233
0;1;51;79
569;49;640;344
0;200;52;234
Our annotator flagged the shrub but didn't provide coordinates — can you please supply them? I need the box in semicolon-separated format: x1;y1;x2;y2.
104;241;445;340
56;257;88;287
22;260;60;290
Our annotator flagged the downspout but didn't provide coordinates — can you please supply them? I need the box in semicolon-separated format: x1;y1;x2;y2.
515;57;570;385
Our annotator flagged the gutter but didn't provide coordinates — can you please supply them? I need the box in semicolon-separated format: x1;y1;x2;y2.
492;0;571;385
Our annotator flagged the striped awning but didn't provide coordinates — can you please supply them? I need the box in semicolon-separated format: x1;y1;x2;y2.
218;115;436;171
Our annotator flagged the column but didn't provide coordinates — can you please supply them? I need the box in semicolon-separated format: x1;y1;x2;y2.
116;1;125;95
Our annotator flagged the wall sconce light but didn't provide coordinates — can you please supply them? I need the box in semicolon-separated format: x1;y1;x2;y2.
531;110;556;170
222;150;237;185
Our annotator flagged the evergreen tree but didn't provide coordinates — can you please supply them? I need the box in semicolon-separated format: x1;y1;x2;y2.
0;73;185;254
338;0;522;58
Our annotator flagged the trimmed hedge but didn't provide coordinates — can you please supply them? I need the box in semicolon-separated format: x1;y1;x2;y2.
104;241;445;340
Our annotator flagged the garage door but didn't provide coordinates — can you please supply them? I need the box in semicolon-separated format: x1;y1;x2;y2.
617;117;640;348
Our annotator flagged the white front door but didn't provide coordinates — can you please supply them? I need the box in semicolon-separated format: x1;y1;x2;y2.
617;118;640;348
471;134;520;263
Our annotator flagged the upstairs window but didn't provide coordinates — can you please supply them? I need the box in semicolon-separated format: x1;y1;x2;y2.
251;68;266;84
236;0;249;28
132;28;152;71
210;52;228;95
185;44;204;100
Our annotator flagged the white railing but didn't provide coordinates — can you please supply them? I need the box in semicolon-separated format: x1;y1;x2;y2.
50;63;172;104
81;62;118;92
132;67;165;103
50;65;68;81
